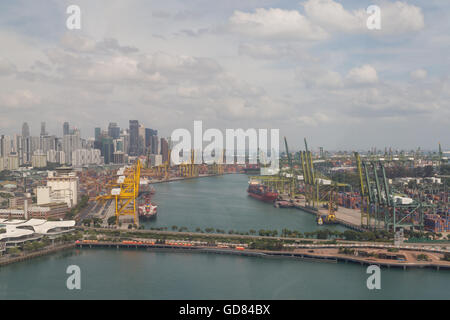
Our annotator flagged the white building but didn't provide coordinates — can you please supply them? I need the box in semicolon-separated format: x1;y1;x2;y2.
0;154;19;171
72;149;101;167
47;150;66;164
0;219;75;247
62;132;81;164
37;170;78;208
32;150;47;168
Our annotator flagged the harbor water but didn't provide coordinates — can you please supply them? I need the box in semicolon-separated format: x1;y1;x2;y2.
0;249;449;299
143;174;347;233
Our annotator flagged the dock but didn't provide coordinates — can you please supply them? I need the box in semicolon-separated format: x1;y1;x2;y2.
293;198;367;232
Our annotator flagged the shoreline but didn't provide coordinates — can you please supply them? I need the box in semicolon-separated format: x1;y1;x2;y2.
146;173;233;184
1;240;449;271
75;241;450;271
0;243;75;267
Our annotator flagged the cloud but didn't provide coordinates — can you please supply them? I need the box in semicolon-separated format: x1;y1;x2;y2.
377;1;425;35
410;68;427;80
297;66;343;88
0;57;17;76
302;0;424;35
296;112;331;126
238;43;314;61
60;33;139;54
138;52;222;82
303;0;366;33
347;65;378;84
229;8;328;41
0;89;41;108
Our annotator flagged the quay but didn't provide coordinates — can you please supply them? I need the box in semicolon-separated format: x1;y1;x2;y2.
293;198;367;232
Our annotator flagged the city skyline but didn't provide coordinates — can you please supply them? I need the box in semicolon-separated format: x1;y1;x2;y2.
0;120;447;153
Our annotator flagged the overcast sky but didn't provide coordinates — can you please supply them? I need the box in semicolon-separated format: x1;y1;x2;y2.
0;0;448;151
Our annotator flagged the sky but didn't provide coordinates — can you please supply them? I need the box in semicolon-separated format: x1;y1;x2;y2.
0;0;448;151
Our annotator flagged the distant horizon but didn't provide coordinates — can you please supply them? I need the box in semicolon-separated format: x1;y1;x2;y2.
0;120;447;153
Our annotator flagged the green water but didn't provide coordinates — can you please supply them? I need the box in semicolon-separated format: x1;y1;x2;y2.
0;249;448;299
143;174;347;233
0;174;449;300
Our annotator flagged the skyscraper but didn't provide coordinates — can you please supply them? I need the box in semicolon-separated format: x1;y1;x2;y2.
129;120;139;156
94;127;101;141
22;122;30;137
161;137;169;163
62;131;81;164
40;122;47;136
63;122;70;136
108;122;120;139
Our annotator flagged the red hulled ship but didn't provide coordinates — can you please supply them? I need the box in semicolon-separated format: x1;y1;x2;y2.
247;181;278;203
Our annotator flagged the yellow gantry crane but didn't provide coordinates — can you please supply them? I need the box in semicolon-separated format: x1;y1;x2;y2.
96;159;141;225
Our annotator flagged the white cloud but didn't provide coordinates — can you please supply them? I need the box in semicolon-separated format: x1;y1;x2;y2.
229;8;328;41
347;65;378;84
297;67;343;88
410;68;427;80
296;112;331;126
138;52;222;82
302;0;424;35
378;1;425;35
0;57;17;76
303;0;366;33
0;89;41;108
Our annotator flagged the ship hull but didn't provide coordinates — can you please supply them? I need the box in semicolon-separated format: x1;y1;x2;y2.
139;213;157;221
248;191;278;203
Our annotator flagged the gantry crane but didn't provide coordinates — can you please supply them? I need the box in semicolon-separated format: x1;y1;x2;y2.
96;159;141;226
354;153;431;231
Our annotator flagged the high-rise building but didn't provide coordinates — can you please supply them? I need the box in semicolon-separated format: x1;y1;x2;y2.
120;130;129;156
62;132;81;164
94;127;101;141
108;123;120;140
129;120;139;156
22;122;30;137
63;122;70;136
32;150;47;168
0;135;12;157
40;122;47;136
101;137;114;164
151;135;159;154
160;138;169;163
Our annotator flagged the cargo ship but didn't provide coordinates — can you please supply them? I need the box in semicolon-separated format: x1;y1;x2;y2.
138;196;158;220
247;181;278;203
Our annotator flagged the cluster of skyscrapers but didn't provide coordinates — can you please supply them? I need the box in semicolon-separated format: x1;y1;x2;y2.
94;120;169;166
0;120;169;170
0;121;100;169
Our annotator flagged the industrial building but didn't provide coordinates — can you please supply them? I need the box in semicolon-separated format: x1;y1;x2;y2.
37;169;78;208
